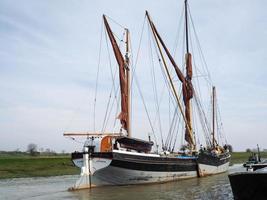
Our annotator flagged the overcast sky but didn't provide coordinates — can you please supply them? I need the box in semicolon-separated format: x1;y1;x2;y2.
0;0;266;152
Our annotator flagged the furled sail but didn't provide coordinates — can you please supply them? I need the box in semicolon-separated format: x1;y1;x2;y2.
103;15;129;133
183;53;194;146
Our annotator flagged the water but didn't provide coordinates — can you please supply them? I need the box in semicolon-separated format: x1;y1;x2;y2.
0;165;243;200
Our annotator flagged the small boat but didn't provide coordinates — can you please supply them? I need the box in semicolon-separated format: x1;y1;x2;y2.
243;145;267;171
229;167;267;200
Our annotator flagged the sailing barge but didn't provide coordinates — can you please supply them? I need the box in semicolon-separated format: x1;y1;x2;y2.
65;0;230;190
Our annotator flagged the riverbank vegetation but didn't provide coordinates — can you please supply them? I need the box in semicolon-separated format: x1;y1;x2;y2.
1;151;267;179
0;151;79;179
230;151;267;164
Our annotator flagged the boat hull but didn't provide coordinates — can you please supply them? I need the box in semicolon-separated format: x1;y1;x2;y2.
229;172;267;200
92;165;197;186
197;152;231;176
71;150;198;189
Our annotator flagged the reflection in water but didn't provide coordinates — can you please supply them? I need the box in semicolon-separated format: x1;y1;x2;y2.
0;165;243;200
74;173;232;200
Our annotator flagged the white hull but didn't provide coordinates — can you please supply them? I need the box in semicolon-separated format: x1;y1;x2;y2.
71;165;197;190
70;149;198;190
198;161;230;177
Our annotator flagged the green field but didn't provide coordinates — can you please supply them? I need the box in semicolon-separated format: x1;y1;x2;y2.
1;151;267;179
0;153;79;179
230;151;267;164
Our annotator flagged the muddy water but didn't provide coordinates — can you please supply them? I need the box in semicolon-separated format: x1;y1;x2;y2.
0;165;243;200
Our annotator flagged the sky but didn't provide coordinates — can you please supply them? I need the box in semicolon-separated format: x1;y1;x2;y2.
0;0;267;152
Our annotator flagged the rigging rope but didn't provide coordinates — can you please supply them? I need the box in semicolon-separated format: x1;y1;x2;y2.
188;5;212;85
105;15;127;29
166;106;179;150
93;21;104;132
103;84;120;132
188;5;228;146
193;90;212;147
149;26;180;150
148;22;164;149
131;15;158;148
173;6;185;56
215;92;228;145
101;29;126;132
171;110;182;152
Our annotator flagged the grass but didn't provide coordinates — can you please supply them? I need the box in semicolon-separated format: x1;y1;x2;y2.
230;151;267;164
0;153;79;179
1;151;267;179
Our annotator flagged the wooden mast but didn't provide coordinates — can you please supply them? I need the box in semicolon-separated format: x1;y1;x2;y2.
184;0;194;151
125;29;131;137
103;15;130;136
212;86;216;148
185;0;189;54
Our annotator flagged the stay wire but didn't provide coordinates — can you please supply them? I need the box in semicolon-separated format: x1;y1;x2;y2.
93;20;104;132
105;15;127;29
149;28;178;150
166;106;178;151
188;5;212;85
104;84;120;132
173;6;185;56
148;16;185;149
102;29;126;132
131;15;158;147
171;111;182;152
147;22;164;148
101;28;124;132
108;31;126;129
101;27;115;132
170;108;181;151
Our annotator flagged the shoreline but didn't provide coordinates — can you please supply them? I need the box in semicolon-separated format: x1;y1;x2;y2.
0;152;266;179
0;155;79;179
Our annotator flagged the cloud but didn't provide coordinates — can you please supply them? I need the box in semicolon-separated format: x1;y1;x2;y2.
0;0;266;152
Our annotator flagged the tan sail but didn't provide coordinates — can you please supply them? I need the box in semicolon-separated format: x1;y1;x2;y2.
103;15;130;135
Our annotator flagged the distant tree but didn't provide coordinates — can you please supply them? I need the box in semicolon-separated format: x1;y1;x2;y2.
43;148;57;156
39;148;44;153
50;150;57;156
27;143;38;156
246;148;251;153
227;144;233;153
15;148;20;152
45;148;51;153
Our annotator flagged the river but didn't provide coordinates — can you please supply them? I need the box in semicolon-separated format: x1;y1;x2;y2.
0;165;243;200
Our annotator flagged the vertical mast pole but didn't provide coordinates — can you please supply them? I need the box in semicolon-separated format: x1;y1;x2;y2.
184;0;194;151
125;29;131;137
212;86;215;148
185;0;189;54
